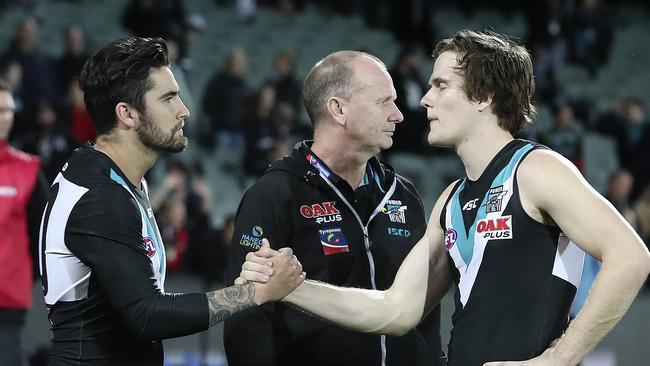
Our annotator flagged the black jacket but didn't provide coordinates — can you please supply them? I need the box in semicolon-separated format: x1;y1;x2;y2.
224;142;443;366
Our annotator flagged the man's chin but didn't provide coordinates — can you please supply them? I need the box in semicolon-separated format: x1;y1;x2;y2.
156;137;188;154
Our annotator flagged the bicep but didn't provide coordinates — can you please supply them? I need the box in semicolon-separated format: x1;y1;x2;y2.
521;151;645;260
388;185;454;318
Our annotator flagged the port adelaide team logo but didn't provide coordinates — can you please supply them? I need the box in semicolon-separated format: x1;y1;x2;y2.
381;200;407;224
484;185;507;213
300;201;342;224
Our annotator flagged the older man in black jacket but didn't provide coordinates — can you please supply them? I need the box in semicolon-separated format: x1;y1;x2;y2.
225;50;443;366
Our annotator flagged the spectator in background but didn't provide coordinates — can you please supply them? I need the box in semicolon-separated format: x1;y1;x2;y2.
271;49;302;115
597;97;650;199
122;0;196;62
388;45;428;155
158;198;190;272
2;17;57;139
202;48;250;150
566;0;613;77
0;59;22;97
0;80;49;366
539;101;584;170
389;0;434;50
186;214;235;285
17;101;77;182
606;169;638;230
150;160;214;272
525;0;569;104
243;83;278;177
56;25;89;98
62;80;95;144
0;59;23;135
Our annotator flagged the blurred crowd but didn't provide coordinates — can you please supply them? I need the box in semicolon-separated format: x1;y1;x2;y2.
0;0;649;288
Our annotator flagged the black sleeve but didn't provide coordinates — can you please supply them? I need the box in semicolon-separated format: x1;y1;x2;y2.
118;292;209;340
223;172;292;366
27;171;50;278
65;185;209;339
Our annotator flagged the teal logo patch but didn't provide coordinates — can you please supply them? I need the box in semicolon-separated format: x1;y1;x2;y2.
387;227;411;238
240;225;264;249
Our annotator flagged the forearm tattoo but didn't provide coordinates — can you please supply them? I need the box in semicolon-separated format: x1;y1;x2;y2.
206;282;258;327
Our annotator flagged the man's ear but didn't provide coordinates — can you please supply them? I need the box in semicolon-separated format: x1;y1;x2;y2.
115;102;138;129
326;96;347;127
477;94;493;113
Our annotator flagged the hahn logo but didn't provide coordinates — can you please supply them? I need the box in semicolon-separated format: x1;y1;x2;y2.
300;201;342;224
444;228;458;251
476;215;512;240
144;237;156;257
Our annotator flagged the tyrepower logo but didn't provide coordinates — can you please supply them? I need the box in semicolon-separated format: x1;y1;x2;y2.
300;201;342;224
476;215;512;240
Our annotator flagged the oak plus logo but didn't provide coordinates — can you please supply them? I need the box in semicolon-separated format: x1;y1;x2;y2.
476;215;512;240
300;201;342;224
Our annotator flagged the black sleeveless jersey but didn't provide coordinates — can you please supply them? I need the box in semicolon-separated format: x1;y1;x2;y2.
440;139;585;365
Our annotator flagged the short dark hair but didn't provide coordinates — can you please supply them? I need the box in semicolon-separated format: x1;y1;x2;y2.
303;51;385;129
433;30;536;135
79;37;169;136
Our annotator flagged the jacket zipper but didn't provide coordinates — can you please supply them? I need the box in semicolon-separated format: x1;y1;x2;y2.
319;173;398;366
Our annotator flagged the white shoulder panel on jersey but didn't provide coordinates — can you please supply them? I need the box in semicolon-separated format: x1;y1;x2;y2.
41;174;91;305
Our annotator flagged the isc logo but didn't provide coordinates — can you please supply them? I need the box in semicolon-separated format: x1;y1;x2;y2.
476;215;512;240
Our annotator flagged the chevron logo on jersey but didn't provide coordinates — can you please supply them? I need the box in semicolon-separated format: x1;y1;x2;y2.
318;227;349;255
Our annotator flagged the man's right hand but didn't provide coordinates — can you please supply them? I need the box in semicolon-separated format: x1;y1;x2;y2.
236;239;305;304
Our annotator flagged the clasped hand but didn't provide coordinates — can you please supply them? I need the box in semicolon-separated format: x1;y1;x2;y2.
235;239;305;303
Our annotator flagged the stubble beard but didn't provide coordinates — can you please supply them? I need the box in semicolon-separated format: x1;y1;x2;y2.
136;112;188;153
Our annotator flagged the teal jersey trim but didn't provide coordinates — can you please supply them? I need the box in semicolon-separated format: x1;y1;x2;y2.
450;143;535;268
109;169;165;275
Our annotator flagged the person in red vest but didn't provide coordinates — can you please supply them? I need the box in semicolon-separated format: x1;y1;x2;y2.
0;79;49;365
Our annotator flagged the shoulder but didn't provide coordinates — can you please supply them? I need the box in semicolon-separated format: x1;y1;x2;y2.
517;149;588;209
70;183;142;224
395;173;421;199
8;146;40;164
248;169;294;194
518;149;582;189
